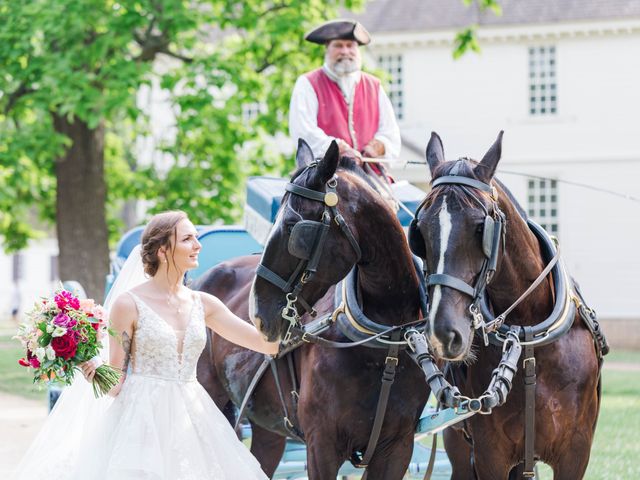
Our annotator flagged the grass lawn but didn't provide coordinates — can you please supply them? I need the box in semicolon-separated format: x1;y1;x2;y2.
0;334;48;402
603;348;640;364
536;365;640;479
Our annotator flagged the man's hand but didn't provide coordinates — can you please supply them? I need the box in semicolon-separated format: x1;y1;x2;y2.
338;140;364;166
362;139;385;158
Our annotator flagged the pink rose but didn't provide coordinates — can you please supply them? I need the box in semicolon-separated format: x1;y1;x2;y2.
92;305;106;322
53;312;77;328
79;299;95;314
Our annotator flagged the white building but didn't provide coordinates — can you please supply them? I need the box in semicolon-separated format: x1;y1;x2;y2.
355;0;640;347
0;239;59;324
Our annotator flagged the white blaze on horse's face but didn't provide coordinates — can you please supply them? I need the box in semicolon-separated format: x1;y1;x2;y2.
428;196;452;353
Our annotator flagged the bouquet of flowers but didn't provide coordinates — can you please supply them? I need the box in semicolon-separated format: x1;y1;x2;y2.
14;288;122;398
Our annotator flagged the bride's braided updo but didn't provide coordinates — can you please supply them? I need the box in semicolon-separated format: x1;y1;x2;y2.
140;210;188;276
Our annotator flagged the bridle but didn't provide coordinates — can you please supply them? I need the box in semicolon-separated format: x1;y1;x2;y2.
411;171;507;345
255;164;361;343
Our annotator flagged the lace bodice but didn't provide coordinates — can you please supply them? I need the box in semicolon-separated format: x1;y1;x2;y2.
128;292;206;381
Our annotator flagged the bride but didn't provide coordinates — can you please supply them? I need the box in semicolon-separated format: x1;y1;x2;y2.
13;210;277;479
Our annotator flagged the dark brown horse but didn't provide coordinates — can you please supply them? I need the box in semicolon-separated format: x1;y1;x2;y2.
409;132;602;479
196;140;428;479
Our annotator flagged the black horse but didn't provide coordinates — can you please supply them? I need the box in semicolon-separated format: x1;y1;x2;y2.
409;132;602;479
196;140;429;479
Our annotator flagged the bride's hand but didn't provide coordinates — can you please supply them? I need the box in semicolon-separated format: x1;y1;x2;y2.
80;357;103;382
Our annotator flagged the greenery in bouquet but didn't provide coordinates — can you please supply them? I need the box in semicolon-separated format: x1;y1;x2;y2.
14;289;122;398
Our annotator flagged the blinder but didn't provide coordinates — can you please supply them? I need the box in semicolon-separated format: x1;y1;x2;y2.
408;217;426;259
288;220;330;260
483;214;503;273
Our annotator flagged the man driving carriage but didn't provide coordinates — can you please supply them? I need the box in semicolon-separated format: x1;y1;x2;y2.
289;19;403;184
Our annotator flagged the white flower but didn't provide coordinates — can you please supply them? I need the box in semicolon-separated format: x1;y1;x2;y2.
46;346;56;361
35;347;46;362
28;339;39;353
52;326;67;338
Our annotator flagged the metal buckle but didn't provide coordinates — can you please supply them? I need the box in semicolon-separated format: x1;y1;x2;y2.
385;356;399;366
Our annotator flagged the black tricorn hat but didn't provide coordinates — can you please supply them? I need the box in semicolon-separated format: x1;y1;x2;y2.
305;20;371;45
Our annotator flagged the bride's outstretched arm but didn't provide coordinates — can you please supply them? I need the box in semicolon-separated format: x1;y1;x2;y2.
200;292;279;355
106;293;137;396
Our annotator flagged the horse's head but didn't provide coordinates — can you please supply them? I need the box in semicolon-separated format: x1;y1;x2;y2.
250;140;366;342
409;131;506;361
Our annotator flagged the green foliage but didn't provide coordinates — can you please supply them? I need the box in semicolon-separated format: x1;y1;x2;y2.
0;0;362;253
454;0;502;59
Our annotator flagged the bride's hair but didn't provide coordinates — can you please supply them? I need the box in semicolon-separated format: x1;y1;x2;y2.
141;210;188;276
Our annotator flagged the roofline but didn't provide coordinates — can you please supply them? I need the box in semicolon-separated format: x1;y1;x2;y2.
367;17;640;50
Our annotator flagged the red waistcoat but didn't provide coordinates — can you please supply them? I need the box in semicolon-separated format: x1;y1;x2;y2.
306;68;380;151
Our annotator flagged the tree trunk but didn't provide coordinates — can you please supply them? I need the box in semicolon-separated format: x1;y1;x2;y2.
52;115;109;301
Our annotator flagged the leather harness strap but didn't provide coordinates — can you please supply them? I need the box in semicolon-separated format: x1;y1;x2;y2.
270;358;305;442
233;356;271;430
358;331;402;475
422;433;438;480
522;326;536;478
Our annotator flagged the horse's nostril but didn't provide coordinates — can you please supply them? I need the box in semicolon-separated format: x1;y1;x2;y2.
443;328;464;357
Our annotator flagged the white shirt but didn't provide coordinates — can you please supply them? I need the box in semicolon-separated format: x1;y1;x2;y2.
289;65;403;168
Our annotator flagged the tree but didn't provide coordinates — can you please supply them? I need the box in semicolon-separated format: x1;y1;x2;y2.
0;0;362;299
454;0;502;58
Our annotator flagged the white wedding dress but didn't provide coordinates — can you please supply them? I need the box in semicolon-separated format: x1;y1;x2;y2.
13;288;268;480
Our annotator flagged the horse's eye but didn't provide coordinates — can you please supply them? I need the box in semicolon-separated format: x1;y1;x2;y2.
285;224;295;235
475;223;484;235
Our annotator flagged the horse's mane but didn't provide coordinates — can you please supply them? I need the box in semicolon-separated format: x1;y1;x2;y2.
423;158;528;221
290;156;376;190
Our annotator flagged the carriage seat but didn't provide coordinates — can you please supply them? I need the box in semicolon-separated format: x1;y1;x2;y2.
244;176;425;245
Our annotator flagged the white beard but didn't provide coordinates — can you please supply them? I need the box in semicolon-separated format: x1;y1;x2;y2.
332;57;360;75
323;58;362;103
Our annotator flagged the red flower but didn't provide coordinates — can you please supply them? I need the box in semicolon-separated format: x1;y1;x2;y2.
51;333;78;360
19;350;41;368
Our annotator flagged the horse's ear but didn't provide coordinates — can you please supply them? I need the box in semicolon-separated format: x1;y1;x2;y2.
426;132;445;175
313;140;340;185
474;131;504;183
295;138;315;168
